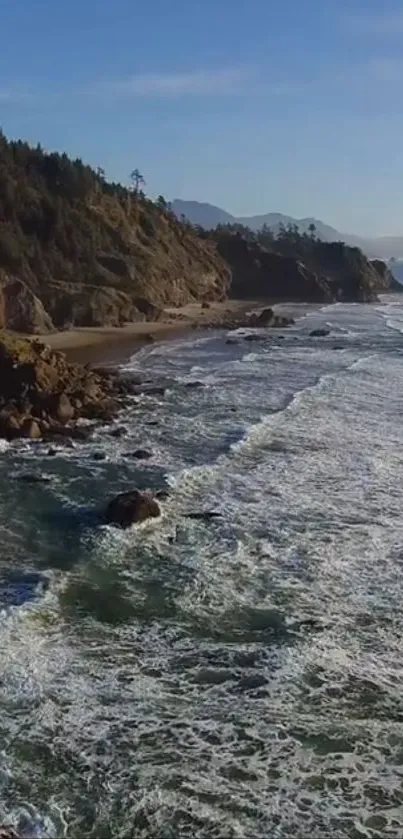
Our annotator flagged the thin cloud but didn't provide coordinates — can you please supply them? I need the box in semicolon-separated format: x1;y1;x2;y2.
95;67;253;98
344;11;403;35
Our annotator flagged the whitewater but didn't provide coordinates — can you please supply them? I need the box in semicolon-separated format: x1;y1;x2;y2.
1;296;403;838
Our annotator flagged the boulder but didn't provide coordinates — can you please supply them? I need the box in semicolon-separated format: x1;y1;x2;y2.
105;490;161;528
254;307;274;326
50;392;75;424
21;418;42;439
309;328;330;337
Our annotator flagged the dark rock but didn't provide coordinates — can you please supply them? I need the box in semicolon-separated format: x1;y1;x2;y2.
185;381;204;389
47;448;57;456
254;307;274;326
128;449;153;460
105;490;161;528
109;426;128;438
309;328;330;337
243;333;264;342
144;333;155;343
184;511;222;521
226;338;239;345
146;420;158;426
93;451;106;461
202;301;211;309
155;489;170;501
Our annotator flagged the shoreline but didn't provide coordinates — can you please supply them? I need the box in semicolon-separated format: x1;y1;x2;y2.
31;300;323;367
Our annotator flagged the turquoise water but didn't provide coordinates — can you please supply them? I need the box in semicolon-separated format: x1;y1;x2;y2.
1;298;403;837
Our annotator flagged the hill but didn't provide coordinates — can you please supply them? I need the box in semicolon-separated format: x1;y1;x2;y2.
0;135;229;333
172;200;403;260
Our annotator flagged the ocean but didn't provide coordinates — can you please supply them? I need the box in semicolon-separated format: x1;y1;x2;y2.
1;297;403;838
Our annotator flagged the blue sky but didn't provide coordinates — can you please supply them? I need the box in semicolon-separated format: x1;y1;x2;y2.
1;0;403;235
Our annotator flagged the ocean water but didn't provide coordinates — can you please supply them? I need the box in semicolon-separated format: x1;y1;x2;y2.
1;297;403;837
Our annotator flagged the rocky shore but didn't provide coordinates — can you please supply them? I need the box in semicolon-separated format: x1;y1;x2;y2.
0;333;140;442
0;307;293;444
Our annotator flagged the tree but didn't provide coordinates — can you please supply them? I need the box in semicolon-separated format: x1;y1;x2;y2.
130;169;145;194
308;223;316;239
156;194;167;211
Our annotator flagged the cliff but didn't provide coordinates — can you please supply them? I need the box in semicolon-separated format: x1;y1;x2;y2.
212;228;402;304
0;134;229;333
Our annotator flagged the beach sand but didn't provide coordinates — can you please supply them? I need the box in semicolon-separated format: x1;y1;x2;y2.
31;300;255;365
31;300;322;366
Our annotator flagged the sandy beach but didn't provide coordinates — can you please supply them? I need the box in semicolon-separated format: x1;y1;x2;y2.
31;300;255;365
30;300;322;366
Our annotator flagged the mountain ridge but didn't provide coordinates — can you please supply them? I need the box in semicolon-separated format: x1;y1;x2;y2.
172;200;403;260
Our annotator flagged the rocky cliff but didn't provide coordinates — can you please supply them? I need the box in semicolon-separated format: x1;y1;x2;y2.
213;230;402;304
0;134;230;333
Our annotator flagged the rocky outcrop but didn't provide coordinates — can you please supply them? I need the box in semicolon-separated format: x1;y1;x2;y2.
105;490;161;528
0;333;141;440
192;305;295;331
0;273;53;334
370;260;403;294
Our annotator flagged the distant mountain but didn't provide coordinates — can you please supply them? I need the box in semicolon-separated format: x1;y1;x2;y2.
172;200;234;229
172;199;403;261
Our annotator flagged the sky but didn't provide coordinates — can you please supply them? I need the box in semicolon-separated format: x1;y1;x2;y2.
1;0;403;236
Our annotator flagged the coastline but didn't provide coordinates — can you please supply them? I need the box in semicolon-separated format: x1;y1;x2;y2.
32;300;254;366
32;300;323;367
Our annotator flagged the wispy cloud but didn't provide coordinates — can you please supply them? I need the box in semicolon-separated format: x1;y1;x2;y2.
95;67;253;98
344;11;403;35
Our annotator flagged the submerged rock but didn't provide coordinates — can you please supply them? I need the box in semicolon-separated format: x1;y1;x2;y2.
105;490;161;528
128;449;153;460
109;426;128;438
309;328;330;337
